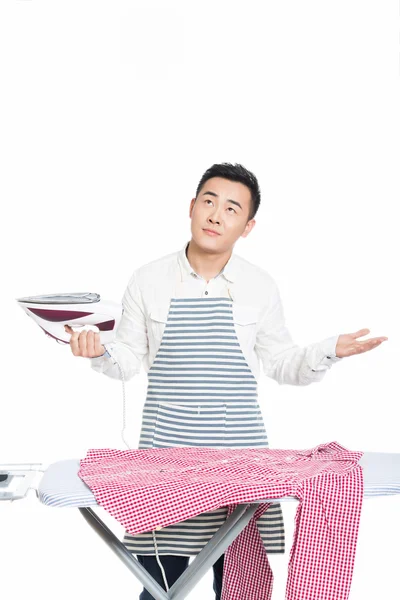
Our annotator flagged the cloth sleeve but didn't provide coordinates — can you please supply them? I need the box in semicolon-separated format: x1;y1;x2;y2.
255;279;342;386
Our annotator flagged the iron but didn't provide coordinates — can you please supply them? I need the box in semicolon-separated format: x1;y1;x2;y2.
16;292;123;345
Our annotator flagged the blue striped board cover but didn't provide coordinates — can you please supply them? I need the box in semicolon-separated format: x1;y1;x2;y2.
37;452;400;508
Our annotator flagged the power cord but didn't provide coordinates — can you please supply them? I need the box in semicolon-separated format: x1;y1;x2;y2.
104;345;169;591
104;345;130;450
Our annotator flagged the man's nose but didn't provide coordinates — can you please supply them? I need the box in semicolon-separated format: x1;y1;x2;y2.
208;211;222;223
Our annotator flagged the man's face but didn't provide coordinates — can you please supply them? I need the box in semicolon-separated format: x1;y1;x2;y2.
189;177;256;252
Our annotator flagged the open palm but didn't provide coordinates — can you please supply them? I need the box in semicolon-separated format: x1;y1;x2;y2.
335;328;388;358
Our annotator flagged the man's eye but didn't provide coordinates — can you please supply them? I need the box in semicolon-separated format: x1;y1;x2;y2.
205;199;236;213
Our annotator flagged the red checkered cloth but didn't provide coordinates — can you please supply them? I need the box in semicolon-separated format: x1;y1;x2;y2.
78;441;363;600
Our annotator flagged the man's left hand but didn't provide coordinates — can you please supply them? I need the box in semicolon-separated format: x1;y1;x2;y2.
335;328;388;358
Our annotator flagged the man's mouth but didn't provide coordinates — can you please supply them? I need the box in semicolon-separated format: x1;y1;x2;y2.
203;229;221;236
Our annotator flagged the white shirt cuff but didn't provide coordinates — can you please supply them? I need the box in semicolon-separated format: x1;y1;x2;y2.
310;335;343;372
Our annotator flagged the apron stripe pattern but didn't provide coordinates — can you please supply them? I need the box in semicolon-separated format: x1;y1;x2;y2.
123;297;285;556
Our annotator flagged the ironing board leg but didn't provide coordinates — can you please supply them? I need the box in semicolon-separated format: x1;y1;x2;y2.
78;503;259;600
78;507;169;600
167;503;259;600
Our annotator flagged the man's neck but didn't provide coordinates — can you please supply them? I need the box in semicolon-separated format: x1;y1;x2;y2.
186;239;232;282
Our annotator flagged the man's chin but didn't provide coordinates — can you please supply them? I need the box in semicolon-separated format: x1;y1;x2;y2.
191;233;227;255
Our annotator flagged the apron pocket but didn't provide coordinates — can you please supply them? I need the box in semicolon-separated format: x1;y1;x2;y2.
225;403;270;448
153;402;227;448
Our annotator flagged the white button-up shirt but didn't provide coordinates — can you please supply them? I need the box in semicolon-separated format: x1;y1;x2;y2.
91;241;342;384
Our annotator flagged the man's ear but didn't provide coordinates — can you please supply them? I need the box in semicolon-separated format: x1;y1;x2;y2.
242;219;256;238
189;197;196;218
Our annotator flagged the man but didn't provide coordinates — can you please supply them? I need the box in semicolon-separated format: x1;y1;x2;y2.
66;162;387;600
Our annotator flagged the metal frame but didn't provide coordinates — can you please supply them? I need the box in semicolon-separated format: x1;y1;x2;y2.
78;503;261;600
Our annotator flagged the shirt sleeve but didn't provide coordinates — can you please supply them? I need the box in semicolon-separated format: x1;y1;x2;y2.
255;279;343;386
90;271;148;381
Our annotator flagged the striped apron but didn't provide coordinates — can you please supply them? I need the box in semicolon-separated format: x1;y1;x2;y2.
123;294;285;556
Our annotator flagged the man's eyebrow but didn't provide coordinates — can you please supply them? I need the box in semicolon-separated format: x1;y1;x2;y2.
202;190;243;211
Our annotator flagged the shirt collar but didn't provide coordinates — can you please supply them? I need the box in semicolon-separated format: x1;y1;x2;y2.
178;241;236;283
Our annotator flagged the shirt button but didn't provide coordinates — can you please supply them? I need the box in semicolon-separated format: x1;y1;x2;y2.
205;291;208;295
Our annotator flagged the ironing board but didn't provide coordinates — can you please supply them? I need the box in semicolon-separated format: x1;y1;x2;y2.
40;452;400;600
2;452;400;600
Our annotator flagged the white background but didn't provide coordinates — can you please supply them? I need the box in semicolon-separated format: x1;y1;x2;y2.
1;1;399;598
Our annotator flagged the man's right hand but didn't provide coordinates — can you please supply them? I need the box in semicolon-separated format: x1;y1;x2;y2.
64;325;106;358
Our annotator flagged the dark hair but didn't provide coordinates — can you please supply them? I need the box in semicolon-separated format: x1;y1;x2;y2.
195;162;261;221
